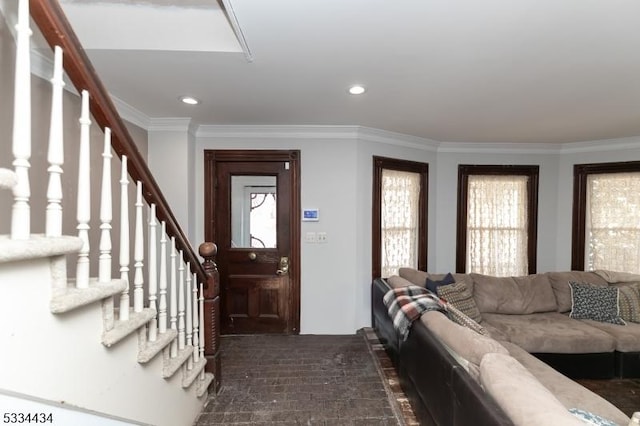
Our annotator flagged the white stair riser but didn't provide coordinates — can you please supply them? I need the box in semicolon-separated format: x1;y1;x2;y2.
0;257;204;426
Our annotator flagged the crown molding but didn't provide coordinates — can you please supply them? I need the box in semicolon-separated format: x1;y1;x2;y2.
111;96;151;130
436;141;562;155
195;124;440;152
148;117;194;133
195;124;360;139
559;137;640;154
356;126;438;151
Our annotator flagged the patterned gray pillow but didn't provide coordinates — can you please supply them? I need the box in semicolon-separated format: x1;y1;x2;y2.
568;281;626;325
436;279;483;324
618;284;640;323
446;303;488;335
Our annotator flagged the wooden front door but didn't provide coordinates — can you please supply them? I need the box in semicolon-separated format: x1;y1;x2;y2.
204;150;300;334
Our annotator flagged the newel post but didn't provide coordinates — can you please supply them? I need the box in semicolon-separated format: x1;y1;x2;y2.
199;242;221;393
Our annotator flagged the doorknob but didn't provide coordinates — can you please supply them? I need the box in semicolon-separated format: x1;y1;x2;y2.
276;256;289;275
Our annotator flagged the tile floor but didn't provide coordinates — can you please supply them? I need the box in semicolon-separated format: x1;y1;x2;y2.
577;378;640;417
195;328;639;425
195;331;409;425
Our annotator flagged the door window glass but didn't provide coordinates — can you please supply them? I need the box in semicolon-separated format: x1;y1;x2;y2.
231;176;277;248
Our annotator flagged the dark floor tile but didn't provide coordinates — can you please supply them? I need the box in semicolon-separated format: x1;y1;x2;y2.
577;378;640;417
194;331;406;426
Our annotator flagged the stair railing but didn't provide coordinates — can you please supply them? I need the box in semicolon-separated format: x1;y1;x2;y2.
3;0;221;394
28;0;208;288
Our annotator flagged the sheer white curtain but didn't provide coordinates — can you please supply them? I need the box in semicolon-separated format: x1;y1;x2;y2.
467;175;528;276
586;172;640;273
381;169;420;278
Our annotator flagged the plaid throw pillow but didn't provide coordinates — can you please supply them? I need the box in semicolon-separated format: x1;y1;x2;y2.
436;279;483;324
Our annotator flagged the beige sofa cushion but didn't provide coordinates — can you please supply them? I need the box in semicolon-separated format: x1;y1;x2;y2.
480;353;585;426
481;312;616;353
386;275;415;289
546;271;608;313
578;319;640;352
471;273;557;314
500;341;629;425
421;311;507;365
594;269;640;283
398;268;429;286
398;268;473;290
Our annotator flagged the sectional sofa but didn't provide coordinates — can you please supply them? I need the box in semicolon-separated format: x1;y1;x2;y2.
372;269;639;425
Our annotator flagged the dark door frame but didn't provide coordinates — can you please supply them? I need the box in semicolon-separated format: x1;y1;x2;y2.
204;149;301;333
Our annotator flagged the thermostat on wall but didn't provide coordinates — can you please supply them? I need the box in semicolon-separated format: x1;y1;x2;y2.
302;208;319;221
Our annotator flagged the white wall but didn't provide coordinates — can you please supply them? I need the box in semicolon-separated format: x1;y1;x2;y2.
145;126;640;335
147;121;194;247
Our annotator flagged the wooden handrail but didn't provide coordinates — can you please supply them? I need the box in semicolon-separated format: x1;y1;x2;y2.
29;0;208;287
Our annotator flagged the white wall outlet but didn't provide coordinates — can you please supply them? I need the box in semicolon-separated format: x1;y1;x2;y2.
317;232;328;243
305;232;317;243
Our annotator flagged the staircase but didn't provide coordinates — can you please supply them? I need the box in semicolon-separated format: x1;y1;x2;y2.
0;1;220;425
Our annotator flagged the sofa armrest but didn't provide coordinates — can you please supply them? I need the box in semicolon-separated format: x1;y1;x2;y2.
400;320;457;425
371;278;400;355
401;318;513;426
451;366;513;425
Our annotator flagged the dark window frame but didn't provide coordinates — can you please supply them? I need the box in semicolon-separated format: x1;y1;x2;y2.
372;156;428;280
571;161;640;270
456;164;539;274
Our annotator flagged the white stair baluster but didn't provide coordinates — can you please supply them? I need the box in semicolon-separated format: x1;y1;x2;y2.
199;282;205;379
148;204;158;342
186;265;193;370
169;237;178;357
133;181;144;313
11;0;32;240
98;128;112;283
76;90;91;289
178;252;186;351
45;46;64;237
99;128;114;331
192;273;200;364
158;222;168;334
119;156;130;320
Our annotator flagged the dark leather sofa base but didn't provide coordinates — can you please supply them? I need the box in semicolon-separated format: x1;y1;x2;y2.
616;352;640;378
533;352;615;379
372;278;513;426
398;320;513;426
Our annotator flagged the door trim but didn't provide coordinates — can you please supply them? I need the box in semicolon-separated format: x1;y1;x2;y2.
204;150;301;333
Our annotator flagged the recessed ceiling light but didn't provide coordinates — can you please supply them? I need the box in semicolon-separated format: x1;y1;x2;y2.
348;85;366;95
179;96;200;105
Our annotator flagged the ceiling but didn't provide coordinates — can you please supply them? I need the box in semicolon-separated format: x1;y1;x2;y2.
55;0;640;144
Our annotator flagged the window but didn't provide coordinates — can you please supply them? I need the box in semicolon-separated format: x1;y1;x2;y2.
572;161;640;273
457;165;539;276
372;157;428;279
